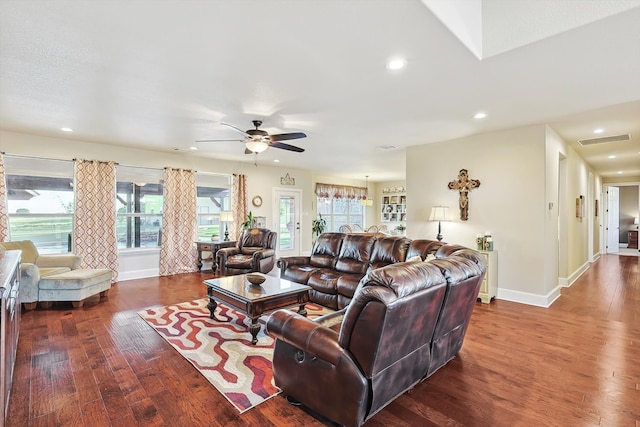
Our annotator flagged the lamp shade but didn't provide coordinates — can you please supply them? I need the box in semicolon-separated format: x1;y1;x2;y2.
634;217;639;225
219;211;234;222
429;206;449;222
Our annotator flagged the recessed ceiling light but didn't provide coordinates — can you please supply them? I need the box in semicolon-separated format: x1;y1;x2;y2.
617;171;623;174
608;155;616;159
60;127;74;132
473;112;487;119
386;58;406;70
593;128;604;134
273;159;280;163
189;146;198;150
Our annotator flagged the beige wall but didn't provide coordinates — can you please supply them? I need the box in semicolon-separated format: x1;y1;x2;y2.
407;124;597;306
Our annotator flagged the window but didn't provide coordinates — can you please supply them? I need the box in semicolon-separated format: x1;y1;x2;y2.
4;156;74;254
116;166;163;249
317;197;364;232
196;173;231;241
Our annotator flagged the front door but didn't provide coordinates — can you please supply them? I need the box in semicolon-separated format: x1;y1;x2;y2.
273;188;302;258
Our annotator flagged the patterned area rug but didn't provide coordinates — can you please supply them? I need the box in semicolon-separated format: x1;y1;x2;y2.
138;298;332;413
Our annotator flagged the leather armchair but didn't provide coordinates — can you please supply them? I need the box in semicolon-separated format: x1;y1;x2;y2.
217;228;277;275
0;240;82;309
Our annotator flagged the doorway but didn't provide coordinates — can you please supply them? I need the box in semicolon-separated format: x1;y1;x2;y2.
272;188;302;258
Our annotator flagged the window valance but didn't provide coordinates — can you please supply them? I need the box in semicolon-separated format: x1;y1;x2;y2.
315;183;367;200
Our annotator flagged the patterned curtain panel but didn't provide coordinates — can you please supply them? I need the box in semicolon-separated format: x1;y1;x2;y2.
73;159;119;281
0;154;9;241
159;167;198;276
231;174;248;240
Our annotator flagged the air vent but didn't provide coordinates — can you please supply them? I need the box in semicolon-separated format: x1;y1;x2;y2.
578;134;631;146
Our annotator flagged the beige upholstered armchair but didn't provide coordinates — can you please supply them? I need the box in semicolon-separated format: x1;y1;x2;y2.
217;228;278;276
0;240;82;309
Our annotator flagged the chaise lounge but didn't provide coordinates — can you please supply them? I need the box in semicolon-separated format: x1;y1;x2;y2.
0;240;113;309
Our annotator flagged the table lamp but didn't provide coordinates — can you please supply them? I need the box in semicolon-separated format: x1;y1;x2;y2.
429;206;449;242
220;211;233;241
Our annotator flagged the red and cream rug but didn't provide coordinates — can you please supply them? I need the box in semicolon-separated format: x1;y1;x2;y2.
138;298;331;413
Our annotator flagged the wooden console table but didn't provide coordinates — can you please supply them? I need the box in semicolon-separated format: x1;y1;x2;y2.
196;241;237;272
628;230;638;249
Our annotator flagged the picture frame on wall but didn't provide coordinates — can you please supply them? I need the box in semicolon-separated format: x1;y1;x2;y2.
254;216;267;228
576;196;584;218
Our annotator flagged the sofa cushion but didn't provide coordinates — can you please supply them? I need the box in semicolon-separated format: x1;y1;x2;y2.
308;268;341;294
369;236;411;270
337;273;365;299
309;289;338;310
39;267;72;278
335;234;376;274
407;239;442;260
38;269;113;290
225;254;253;269
309;233;344;269
281;265;318;284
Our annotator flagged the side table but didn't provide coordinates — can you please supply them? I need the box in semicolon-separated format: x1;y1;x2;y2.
628;230;638;249
196;241;237;272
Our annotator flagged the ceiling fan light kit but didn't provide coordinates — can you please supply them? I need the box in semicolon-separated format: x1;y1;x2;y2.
197;120;307;156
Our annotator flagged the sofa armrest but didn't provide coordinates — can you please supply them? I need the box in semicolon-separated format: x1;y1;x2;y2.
36;254;82;270
252;248;275;261
21;262;40;282
266;310;343;366
217;247;240;265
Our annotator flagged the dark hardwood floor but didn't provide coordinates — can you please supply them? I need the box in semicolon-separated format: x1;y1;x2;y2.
6;254;639;426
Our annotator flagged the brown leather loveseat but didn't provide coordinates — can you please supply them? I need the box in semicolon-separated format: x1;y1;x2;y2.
266;242;486;427
278;232;443;309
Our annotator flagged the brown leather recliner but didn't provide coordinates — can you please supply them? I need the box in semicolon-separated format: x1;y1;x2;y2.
266;244;486;427
217;228;277;275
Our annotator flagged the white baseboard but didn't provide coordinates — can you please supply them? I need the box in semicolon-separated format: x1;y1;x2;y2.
497;286;561;308
498;260;590;308
117;268;159;281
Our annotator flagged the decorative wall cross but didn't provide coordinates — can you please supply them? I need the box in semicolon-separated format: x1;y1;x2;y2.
448;169;481;221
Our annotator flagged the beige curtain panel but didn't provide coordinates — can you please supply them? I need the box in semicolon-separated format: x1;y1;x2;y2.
0;154;8;242
231;174;248;240
73;159;119;281
159;167;198;276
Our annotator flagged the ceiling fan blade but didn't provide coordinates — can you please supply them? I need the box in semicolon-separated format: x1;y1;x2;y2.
270;142;305;152
269;132;307;142
221;122;250;136
195;138;244;143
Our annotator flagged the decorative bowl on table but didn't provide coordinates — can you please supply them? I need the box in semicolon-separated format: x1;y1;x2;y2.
246;274;266;285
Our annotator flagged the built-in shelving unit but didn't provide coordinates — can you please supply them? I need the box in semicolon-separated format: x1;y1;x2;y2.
381;193;406;223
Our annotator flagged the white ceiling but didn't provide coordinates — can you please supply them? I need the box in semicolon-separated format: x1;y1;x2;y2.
1;0;639;181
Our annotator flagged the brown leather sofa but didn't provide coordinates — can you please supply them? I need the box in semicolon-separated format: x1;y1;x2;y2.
266;242;486;427
278;232;444;309
217;228;278;275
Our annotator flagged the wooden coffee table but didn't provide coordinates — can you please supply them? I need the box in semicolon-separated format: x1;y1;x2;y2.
203;274;311;344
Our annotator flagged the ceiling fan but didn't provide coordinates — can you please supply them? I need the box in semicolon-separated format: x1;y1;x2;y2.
196;120;307;154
